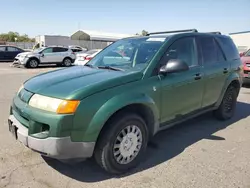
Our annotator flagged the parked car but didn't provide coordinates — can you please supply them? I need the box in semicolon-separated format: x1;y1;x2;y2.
8;29;242;174
74;49;102;65
0;45;25;62
13;46;76;68
69;45;88;52
240;49;250;84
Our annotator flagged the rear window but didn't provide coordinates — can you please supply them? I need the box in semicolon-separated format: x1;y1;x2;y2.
53;47;68;52
216;36;240;61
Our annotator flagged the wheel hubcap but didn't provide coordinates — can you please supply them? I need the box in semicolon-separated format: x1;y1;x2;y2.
30;60;37;67
224;89;234;113
113;125;142;164
65;59;71;66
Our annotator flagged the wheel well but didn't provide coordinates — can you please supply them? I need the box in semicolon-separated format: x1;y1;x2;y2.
28;57;40;63
229;80;241;96
63;57;72;61
98;104;155;141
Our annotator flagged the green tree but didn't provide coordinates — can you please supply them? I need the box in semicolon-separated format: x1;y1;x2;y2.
135;30;149;36
0;31;35;42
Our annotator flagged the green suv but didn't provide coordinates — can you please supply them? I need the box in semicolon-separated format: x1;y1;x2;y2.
8;29;243;174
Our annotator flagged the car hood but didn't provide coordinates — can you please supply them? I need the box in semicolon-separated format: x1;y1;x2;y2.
24;66;143;100
241;56;250;63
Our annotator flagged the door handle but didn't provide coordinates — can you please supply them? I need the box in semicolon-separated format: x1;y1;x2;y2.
223;68;228;74
194;73;202;80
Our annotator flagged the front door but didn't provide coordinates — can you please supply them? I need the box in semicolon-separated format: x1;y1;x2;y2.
40;47;54;63
196;36;229;107
159;37;204;124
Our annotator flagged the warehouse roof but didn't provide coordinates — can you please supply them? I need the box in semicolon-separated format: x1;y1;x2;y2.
71;30;134;42
229;31;250;35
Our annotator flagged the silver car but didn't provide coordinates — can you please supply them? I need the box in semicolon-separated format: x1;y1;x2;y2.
14;46;76;68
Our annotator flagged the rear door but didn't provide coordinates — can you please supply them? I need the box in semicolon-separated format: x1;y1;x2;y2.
6;46;23;61
53;47;68;62
0;46;7;61
197;36;229;107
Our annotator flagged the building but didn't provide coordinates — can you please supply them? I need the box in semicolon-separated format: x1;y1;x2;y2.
35;30;133;50
229;31;250;53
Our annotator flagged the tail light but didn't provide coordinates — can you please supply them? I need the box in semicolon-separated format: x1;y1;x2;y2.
85;56;93;60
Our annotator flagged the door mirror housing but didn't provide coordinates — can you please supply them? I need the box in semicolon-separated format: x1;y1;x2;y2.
40;53;44;57
159;59;189;75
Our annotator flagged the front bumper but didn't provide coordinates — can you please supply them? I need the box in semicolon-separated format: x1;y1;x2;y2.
8;115;95;159
13;57;28;65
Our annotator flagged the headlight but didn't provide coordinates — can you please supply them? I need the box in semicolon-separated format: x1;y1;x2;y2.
17;85;24;94
29;94;80;114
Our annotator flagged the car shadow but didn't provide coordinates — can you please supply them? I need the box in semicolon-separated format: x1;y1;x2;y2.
43;101;250;182
11;63;69;69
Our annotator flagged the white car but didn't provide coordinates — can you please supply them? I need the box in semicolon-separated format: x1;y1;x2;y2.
14;46;76;68
74;49;102;66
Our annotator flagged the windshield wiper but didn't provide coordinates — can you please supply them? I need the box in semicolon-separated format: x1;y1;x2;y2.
84;64;95;68
97;66;123;71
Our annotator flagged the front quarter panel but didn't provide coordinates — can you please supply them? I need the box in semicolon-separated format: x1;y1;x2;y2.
71;77;161;142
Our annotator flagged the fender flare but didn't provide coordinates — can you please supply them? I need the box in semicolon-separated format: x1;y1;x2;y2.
83;93;160;141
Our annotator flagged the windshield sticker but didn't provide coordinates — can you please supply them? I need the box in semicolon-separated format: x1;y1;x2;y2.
146;38;166;42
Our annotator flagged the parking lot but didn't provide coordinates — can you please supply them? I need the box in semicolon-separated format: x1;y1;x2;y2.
1;62;250;188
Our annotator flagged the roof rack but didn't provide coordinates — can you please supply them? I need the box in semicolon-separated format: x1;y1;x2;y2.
146;29;198;36
206;32;221;35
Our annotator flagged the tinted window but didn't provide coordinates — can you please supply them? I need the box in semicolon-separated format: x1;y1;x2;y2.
214;40;226;62
164;37;197;67
0;46;6;51
7;47;20;52
71;48;82;52
53;47;68;52
198;36;217;64
217;36;240;61
42;48;53;53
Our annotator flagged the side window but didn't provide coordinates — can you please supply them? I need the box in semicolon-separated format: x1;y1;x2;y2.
42;48;53;53
164;37;197;67
214;40;226;62
0;46;6;51
53;47;68;52
7;47;19;52
198;36;217;64
217;36;240;61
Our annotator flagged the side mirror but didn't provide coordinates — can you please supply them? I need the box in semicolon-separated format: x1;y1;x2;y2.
240;52;244;57
159;59;189;75
40;53;44;57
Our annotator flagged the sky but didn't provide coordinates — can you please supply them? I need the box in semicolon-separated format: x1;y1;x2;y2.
1;0;249;37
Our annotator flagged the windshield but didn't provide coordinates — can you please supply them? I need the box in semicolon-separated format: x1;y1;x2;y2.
33;47;45;53
244;49;250;56
87;37;167;71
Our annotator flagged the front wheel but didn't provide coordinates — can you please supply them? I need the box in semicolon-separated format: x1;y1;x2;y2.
26;58;39;68
94;113;148;174
214;85;238;120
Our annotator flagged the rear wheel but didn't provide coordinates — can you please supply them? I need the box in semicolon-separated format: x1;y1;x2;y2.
63;58;72;67
94;113;149;174
214;85;238;120
26;58;39;68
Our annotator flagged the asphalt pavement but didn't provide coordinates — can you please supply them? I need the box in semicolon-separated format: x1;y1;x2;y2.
0;63;250;188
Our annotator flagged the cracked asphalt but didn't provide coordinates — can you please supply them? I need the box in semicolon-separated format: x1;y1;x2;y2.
1;63;250;188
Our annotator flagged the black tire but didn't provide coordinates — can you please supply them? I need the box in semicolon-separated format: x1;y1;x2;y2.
214;85;238;120
26;58;39;68
63;58;72;67
94;113;149;174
